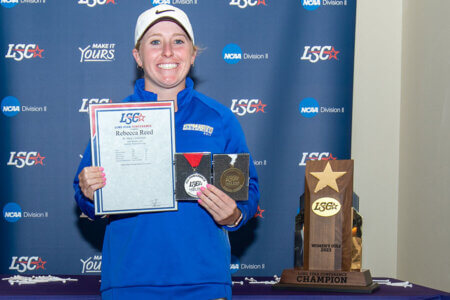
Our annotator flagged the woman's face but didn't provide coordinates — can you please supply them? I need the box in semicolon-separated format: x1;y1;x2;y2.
133;20;196;95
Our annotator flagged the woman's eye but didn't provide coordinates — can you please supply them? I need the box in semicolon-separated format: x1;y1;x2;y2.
150;40;160;45
174;39;185;45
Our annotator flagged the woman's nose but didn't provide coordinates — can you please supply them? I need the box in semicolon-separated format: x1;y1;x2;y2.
162;42;173;57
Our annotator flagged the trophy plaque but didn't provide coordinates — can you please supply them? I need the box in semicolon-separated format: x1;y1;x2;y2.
175;153;211;200
213;153;249;200
274;160;378;293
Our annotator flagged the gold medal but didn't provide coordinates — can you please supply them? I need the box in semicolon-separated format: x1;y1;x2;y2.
220;167;245;193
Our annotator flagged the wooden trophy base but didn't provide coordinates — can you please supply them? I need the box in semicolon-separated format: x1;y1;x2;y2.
273;268;379;294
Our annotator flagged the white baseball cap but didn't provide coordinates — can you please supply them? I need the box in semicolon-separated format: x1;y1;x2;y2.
134;4;195;47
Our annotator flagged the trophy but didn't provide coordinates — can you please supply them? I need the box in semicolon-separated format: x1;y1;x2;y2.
274;160;378;292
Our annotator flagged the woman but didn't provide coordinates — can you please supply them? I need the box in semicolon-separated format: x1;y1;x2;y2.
74;5;259;299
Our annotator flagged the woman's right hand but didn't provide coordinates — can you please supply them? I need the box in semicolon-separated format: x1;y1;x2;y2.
78;166;106;201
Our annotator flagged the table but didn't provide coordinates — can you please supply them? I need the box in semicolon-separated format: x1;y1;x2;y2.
0;275;449;299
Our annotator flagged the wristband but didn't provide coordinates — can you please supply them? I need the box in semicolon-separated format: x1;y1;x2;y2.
228;209;243;228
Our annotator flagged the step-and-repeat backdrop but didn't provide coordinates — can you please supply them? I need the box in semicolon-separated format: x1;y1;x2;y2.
0;0;356;276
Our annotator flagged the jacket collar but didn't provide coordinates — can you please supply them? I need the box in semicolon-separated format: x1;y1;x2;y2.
130;77;194;111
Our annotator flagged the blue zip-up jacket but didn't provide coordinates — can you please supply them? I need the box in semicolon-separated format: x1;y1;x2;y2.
73;77;260;293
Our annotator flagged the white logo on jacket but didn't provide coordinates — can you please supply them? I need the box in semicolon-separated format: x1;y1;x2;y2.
183;124;214;136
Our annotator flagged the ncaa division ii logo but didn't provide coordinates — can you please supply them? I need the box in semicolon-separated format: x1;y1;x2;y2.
1;96;20;117
3;203;22;223
230;255;240;274
1;0;18;8
1;0;47;7
223;44;268;64
223;44;242;64
302;0;320;11
152;0;170;4
299;97;345;118
299;97;319;118
1;96;47;116
302;0;348;11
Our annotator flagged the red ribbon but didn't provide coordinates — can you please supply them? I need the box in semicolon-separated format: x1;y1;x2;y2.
183;153;204;168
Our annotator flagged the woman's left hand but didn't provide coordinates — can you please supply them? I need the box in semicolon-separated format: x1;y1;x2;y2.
197;184;242;226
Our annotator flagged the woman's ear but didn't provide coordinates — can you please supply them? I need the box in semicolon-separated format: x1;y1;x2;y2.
132;48;142;68
191;48;197;66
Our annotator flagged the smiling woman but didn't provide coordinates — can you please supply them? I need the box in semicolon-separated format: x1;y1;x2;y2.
132;21;196;104
73;4;260;300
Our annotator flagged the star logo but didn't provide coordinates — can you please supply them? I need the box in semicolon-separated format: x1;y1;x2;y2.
31;45;44;58
33;257;47;270
251;100;267;113
324;46;339;60
33;153;46;165
138;114;145;122
310;162;346;193
106;0;115;3
254;205;265;218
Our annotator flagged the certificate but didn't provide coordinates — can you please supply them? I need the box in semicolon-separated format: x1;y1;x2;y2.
89;101;177;215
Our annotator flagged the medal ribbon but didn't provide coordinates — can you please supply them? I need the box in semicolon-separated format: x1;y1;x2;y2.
183;153;204;169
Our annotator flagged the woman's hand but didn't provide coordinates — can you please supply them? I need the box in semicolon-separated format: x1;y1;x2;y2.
78;166;106;201
197;184;242;226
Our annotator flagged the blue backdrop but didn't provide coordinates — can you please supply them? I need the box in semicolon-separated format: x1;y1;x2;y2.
0;0;356;276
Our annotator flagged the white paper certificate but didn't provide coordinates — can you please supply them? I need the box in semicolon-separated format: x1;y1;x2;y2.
89;101;177;215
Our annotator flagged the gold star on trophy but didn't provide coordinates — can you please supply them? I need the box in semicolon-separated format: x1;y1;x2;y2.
310;162;347;193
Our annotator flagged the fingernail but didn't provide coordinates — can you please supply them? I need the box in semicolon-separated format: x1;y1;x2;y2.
103;178;106;182
102;173;106;177
200;186;206;191
207;184;211;188
196;191;202;196
99;167;104;171
198;199;202;204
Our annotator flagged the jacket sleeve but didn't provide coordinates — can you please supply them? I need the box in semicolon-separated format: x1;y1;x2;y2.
222;111;260;232
73;141;98;220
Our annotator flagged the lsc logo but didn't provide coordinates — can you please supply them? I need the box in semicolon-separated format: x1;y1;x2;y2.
312;197;341;217
119;113;145;124
79;98;111;113
231;99;267;116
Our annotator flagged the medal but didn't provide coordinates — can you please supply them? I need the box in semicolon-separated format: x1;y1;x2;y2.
220;167;245;192
184;173;208;197
220;154;245;193
183;153;208;197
